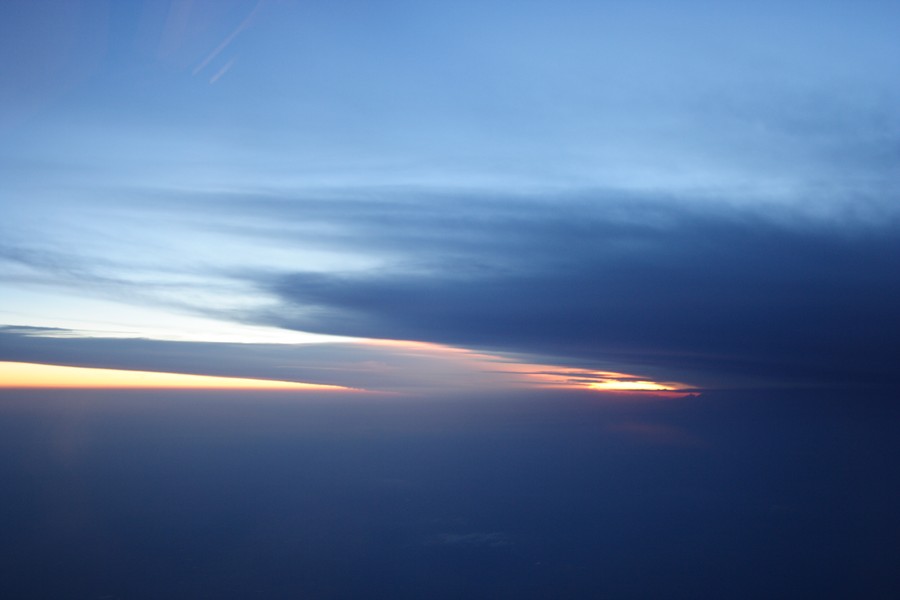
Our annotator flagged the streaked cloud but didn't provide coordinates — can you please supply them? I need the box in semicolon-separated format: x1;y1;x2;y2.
0;326;688;395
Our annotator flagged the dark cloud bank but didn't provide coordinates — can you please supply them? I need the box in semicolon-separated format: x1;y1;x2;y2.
229;192;900;389
2;387;898;598
4;188;898;391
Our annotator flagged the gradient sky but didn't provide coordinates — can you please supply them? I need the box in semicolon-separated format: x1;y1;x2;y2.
2;0;900;392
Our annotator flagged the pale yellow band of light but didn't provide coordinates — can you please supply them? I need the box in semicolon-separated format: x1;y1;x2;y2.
0;361;353;391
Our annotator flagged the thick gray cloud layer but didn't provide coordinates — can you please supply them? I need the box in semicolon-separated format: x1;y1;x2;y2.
229;193;900;388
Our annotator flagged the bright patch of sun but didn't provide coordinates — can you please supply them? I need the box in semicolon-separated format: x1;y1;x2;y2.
587;380;677;392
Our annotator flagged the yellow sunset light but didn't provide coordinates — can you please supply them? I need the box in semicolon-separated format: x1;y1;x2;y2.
587;380;678;392
0;361;353;391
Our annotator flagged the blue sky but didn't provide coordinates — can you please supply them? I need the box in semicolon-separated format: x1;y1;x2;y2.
2;0;900;392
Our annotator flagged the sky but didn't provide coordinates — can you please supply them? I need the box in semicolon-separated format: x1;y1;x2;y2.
4;2;900;598
2;0;900;392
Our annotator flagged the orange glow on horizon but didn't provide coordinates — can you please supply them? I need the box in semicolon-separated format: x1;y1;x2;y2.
474;358;689;394
0;361;355;391
361;338;691;394
533;373;688;395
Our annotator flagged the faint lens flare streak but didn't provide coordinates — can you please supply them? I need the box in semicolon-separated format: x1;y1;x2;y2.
192;0;265;77
209;58;236;84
